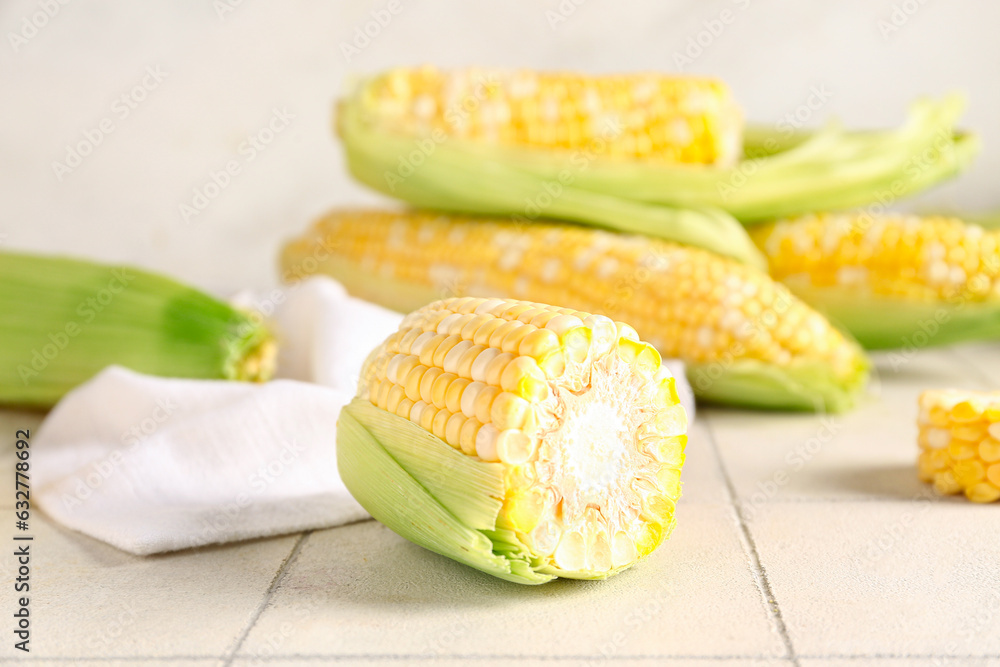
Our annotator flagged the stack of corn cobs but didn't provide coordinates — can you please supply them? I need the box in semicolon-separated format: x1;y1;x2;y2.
6;66;996;584
281;66;1000;583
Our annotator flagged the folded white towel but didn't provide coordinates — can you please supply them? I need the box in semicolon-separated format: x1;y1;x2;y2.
32;277;694;555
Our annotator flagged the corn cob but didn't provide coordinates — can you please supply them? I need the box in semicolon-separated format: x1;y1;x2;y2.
339;66;976;256
338;296;688;583
751;212;1000;349
917;389;1000;503
281;210;870;412
362;66;743;165
0;251;275;407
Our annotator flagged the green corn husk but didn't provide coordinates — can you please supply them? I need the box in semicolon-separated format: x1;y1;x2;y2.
0;251;275;407
338;75;977;265
774;286;1000;351
338;95;766;269
338;398;554;585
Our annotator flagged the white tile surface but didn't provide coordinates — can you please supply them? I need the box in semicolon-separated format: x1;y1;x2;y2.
677;418;730;505
1;509;297;660
706;348;989;506
748;502;1000;657
238;508;786;661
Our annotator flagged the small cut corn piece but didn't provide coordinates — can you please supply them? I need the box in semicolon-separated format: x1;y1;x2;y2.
917;389;1000;503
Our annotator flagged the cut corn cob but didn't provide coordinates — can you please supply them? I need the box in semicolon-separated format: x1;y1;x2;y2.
282;209;870;412
751;212;1000;349
917;389;1000;503
339;68;976;255
338;296;688;583
362;66;743;165
0;251;275;407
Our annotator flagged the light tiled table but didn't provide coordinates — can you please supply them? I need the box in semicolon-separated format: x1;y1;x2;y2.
3;345;1000;666
5;1;1000;665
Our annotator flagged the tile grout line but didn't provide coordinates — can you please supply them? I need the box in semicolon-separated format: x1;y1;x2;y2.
220;531;312;667
9;653;1000;662
700;413;800;667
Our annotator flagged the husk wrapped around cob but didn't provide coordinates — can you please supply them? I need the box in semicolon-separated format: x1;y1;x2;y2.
282;209;870;412
337;66;977;267
0;251;275;407
752;212;1000;349
338;296;688;583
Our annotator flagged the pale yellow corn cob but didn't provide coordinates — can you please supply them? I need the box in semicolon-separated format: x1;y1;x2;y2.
917;389;1000;503
753;213;1000;303
357;65;742;165
355;296;686;577
282;209;869;411
751;212;1000;350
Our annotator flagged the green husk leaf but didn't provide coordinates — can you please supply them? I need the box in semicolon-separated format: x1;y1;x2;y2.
781;284;1000;350
482;95;977;222
339;86;977;237
0;251;274;408
337;398;554;585
687;356;870;413
338;97;767;268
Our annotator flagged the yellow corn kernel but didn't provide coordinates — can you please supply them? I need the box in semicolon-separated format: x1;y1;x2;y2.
917;389;1000;502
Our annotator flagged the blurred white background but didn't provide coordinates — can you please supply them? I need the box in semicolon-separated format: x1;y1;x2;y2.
2;0;998;293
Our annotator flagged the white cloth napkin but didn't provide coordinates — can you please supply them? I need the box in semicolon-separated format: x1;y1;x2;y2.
32;277;694;555
32;278;401;555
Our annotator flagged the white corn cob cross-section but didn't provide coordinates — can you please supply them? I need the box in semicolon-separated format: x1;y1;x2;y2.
351;296;688;579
